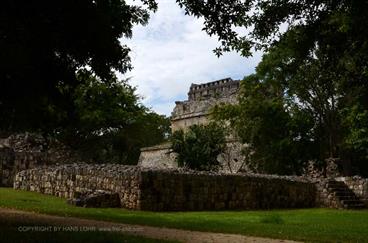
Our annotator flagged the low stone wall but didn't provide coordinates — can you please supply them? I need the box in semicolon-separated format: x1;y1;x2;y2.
139;171;315;211
14;164;140;209
14;164;316;211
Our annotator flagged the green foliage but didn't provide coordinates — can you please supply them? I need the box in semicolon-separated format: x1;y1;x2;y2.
177;0;368;59
180;0;368;175
0;0;171;165
59;70;170;164
0;0;157;132
341;104;368;174
343;105;368;155
171;123;226;171
214;76;316;175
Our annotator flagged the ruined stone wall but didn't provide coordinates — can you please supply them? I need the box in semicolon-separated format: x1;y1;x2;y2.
138;144;178;169
0;133;81;187
14;164;141;209
171;115;208;132
14;164;316;211
138;141;247;173
140;78;243;171
171;78;239;132
187;78;239;101
139;171;315;211
0;149;47;186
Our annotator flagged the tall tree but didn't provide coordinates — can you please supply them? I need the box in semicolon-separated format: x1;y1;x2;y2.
0;0;157;132
213;73;316;175
61;70;170;164
178;0;368;175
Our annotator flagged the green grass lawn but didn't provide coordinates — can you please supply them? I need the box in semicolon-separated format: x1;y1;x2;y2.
1;188;368;242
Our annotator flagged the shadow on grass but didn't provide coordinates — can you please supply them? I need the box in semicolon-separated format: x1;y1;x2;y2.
259;214;284;224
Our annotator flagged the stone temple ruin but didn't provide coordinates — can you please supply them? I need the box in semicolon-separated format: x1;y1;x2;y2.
138;78;247;173
171;77;239;132
1;78;368;211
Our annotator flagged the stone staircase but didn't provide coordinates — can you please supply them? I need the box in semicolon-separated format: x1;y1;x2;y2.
327;179;366;209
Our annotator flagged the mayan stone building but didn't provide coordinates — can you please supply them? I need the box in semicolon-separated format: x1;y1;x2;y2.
171;78;239;132
139;78;247;173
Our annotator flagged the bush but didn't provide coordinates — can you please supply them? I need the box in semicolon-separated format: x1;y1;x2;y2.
171;123;226;171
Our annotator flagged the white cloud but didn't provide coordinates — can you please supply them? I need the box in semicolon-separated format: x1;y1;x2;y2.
121;0;262;116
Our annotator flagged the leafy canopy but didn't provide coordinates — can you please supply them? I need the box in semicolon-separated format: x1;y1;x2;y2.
0;0;157;132
60;70;170;164
178;0;368;175
213;74;316;175
171;123;226;171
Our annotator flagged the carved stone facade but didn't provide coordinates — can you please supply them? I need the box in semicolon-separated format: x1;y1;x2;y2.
171;78;239;132
139;78;244;172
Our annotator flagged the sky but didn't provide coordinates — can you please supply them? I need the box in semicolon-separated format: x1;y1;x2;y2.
121;0;262;116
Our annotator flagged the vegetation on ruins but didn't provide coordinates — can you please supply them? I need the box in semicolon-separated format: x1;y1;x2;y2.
2;188;368;242
171;123;226;171
178;0;368;176
2;0;368;172
213;78;316;175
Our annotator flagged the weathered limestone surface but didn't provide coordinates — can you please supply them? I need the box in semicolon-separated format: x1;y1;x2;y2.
0;149;47;187
139;78;244;173
171;78;239;132
14;164;140;209
138;143;178;169
303;160;368;208
337;176;368;206
139;141;248;173
67;190;121;208
314;179;342;208
139;170;316;211
14;164;316;211
0;133;80;187
217;141;248;173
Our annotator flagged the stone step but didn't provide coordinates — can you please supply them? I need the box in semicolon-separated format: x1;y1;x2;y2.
333;191;358;196
343;203;366;209
334;191;356;197
341;199;365;205
336;195;359;201
327;185;352;190
328;188;353;193
327;180;345;184
327;182;348;186
327;180;366;210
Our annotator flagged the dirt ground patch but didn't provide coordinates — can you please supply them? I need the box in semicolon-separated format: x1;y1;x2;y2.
0;208;301;243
